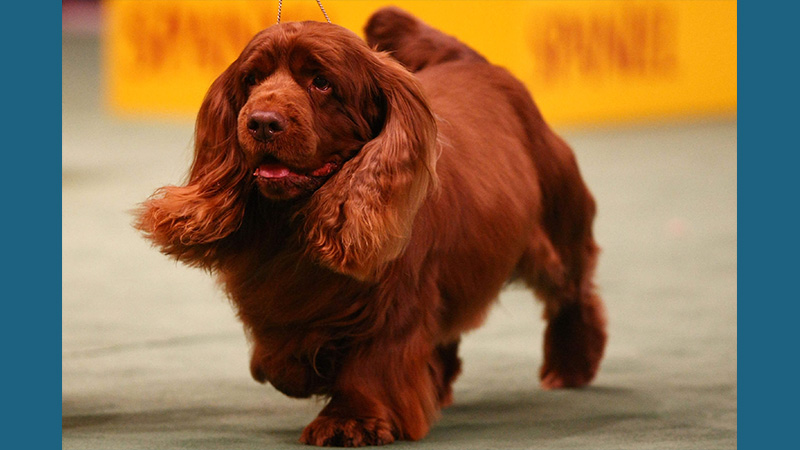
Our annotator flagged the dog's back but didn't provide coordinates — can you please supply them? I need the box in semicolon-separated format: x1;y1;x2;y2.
366;7;596;258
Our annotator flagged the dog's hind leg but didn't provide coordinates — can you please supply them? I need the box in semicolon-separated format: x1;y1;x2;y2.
364;6;486;72
429;340;462;408
517;222;607;389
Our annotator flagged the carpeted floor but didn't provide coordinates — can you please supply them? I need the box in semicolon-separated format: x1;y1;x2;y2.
62;34;737;449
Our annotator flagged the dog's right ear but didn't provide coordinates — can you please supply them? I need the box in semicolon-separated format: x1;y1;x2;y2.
302;52;438;281
134;63;251;268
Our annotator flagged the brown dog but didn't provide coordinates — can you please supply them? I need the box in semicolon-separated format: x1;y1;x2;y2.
136;7;606;447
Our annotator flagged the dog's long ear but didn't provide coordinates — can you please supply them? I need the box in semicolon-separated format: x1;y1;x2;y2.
135;63;251;268
303;53;438;281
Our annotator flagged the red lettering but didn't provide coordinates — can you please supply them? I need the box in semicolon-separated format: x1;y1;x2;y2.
529;4;678;85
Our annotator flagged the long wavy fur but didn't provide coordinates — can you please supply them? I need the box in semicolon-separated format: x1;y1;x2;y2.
134;64;251;268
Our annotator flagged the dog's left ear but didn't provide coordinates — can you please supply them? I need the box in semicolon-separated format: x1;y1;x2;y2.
303;53;438;281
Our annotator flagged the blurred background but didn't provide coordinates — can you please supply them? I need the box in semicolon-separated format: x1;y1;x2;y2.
63;1;737;449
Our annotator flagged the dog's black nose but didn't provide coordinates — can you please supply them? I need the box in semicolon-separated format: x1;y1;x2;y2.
247;111;287;142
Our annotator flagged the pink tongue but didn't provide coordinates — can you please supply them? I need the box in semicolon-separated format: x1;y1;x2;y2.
255;164;291;179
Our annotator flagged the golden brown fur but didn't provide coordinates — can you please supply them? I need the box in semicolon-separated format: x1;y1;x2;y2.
136;7;606;447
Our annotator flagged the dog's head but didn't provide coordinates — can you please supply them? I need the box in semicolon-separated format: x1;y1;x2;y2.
139;22;437;280
229;22;383;200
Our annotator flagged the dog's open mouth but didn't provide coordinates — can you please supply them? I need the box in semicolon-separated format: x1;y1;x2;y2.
253;160;339;180
252;156;342;200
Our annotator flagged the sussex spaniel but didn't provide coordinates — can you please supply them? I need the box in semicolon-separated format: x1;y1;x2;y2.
136;7;607;447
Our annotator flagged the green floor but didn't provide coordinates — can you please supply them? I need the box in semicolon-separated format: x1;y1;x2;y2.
62;34;737;449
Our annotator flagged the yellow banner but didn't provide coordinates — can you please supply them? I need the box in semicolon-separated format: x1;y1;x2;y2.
103;0;737;126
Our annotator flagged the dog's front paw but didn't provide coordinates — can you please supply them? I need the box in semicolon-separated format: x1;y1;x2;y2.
300;415;395;447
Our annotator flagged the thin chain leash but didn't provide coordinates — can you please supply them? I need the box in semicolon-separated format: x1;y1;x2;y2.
277;0;331;24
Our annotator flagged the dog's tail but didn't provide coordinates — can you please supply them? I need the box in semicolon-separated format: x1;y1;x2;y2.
364;6;486;72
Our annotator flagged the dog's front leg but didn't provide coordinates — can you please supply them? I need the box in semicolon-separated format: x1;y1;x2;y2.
247;325;346;399
249;338;332;399
300;327;438;447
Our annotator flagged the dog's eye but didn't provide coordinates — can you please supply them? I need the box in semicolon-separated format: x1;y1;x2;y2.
244;73;258;87
311;75;331;91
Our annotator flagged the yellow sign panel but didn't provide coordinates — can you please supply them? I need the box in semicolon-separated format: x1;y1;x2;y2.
104;0;737;126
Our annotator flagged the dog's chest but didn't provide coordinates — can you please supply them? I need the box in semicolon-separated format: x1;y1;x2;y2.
222;248;371;329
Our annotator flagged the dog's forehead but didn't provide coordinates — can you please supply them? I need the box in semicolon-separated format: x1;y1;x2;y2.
242;22;371;66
